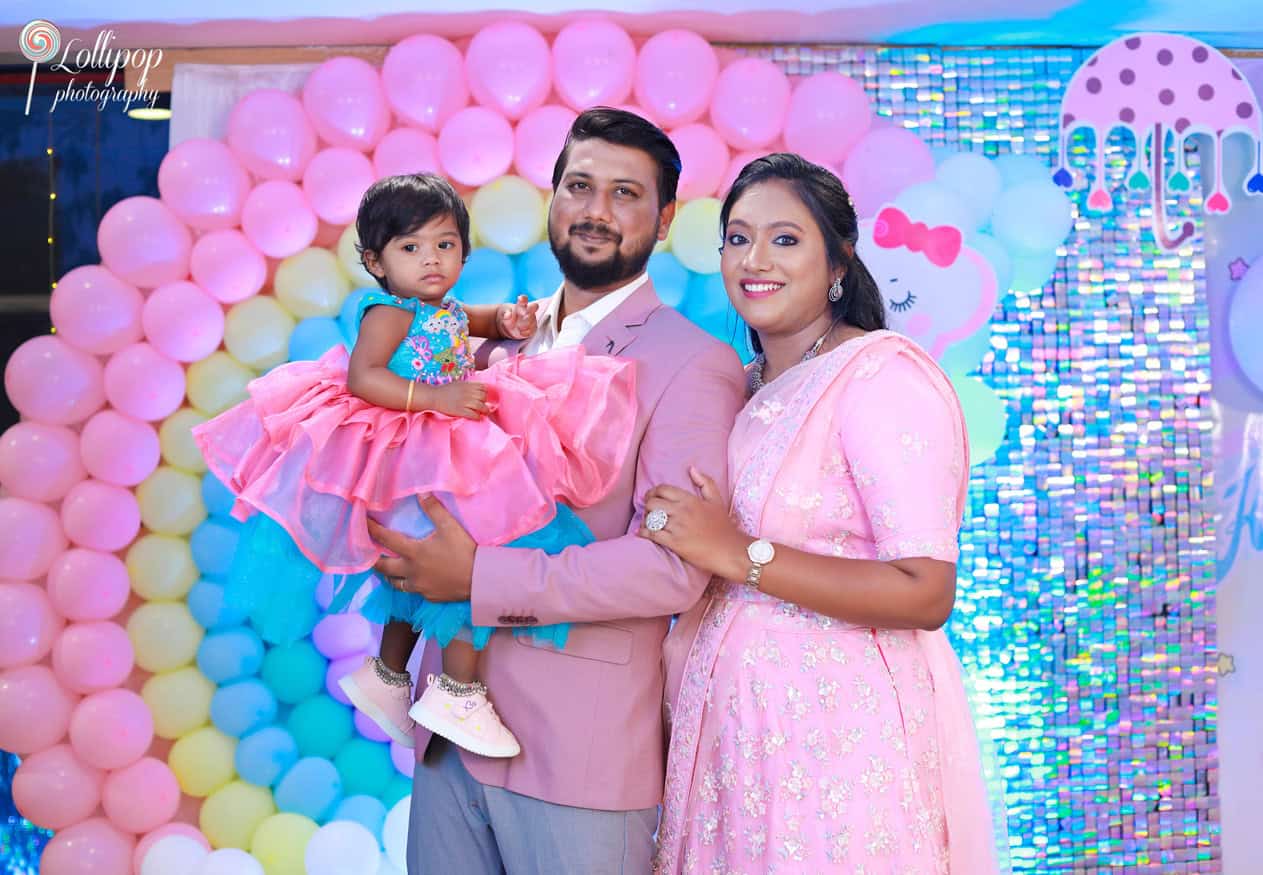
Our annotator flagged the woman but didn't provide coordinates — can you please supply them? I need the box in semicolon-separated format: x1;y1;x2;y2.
643;154;1002;873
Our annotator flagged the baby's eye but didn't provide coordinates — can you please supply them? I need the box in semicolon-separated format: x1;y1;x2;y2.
402;243;418;253
438;241;454;250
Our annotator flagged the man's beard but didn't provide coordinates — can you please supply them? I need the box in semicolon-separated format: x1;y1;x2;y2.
549;219;657;290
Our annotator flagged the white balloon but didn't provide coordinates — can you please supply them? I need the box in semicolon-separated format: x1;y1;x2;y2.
142;836;210;875
936;152;1003;230
305;820;382;874
195;848;265;875
892;181;973;231
382;795;412;870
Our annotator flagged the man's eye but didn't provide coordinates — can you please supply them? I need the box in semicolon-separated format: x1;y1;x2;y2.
568;181;588;191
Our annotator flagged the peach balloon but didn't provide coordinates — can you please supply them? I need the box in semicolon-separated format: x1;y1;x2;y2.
46;548;132;621
143;281;227;363
0;497;66;580
80;410;161;487
0;664;76;754
0;582;63;668
3;335;106;426
12;743;104;830
40;817;135;875
70;688;155;770
60;479;142;552
97;196;193;289
191;230;267;304
103;757;181;835
372;128;440;180
52;621;135;694
104;342;187;422
0;421;85;501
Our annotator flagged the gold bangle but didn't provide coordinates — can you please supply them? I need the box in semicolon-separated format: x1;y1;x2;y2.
405;379;416;413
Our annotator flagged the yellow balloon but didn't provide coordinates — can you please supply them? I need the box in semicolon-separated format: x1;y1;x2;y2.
169;725;236;797
224;296;295;370
187;352;256;416
160;408;209;472
274;248;353;319
127;600;204;673
201;780;277;849
142;666;214;739
670;198;722;274
126;533;198;600
471;176;546;254
336;225;378;289
137;466;207;535
250;812;318;875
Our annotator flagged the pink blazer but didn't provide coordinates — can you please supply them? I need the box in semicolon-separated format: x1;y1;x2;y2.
412;280;747;811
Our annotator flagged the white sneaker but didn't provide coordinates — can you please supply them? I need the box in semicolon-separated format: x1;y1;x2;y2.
409;674;521;758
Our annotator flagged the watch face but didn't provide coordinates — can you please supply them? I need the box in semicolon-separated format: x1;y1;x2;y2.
748;540;775;564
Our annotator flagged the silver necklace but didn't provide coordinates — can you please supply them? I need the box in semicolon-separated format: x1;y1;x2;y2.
749;318;842;394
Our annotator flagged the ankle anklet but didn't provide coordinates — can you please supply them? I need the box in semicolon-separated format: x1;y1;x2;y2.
372;657;412;687
436;674;487;697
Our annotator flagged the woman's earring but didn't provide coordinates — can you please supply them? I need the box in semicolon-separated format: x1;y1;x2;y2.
827;277;844;302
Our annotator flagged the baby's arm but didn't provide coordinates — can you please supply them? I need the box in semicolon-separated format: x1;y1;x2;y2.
464;295;538;342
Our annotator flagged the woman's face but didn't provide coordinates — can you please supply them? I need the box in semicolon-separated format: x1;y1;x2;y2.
720;180;839;340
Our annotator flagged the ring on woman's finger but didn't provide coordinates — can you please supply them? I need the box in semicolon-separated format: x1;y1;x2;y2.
645;508;669;532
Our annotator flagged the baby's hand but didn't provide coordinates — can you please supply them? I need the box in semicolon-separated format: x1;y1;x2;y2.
498;295;539;340
431;381;489;420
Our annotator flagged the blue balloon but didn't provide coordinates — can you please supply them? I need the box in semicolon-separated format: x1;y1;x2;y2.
332;795;388;840
275;757;343;823
289;317;347;362
993;153;1051;189
197;626;265;685
338;288;371;347
190;517;242;579
210;679;278;738
201;472;236;518
965;231;1013;295
236;726;300;788
187;578;249;630
514;242;563;301
451;248;515;305
648;253;690;310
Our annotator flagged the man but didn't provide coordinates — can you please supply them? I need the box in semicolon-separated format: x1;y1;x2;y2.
368;108;747;874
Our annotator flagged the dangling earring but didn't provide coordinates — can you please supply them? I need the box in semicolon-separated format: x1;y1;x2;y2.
827;276;844;303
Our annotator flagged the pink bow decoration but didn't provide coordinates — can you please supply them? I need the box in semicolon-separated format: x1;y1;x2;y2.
873;206;963;267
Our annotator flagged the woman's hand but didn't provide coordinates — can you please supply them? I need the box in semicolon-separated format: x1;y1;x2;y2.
637;466;749;581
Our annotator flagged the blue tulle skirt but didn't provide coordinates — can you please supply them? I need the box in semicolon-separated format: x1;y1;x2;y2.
226;504;592;650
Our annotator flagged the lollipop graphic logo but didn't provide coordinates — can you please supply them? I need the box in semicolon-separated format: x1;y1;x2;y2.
19;19;61;115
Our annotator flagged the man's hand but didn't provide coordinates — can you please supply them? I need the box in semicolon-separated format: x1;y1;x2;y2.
368;495;476;602
497;294;539;341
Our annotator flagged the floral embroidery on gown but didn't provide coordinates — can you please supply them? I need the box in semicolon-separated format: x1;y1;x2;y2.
657;331;1001;874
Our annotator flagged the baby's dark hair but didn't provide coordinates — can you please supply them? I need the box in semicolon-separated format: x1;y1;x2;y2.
355;174;472;289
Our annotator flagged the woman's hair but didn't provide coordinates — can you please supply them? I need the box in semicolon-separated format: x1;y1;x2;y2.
355;174;472;289
551;107;682;209
720;153;886;351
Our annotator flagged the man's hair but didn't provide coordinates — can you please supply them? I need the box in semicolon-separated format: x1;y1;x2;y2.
551;107;682;209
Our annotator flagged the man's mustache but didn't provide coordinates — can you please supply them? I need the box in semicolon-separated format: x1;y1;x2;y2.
569;222;621;244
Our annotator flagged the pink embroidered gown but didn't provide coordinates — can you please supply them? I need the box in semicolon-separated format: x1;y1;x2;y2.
658;331;1002;874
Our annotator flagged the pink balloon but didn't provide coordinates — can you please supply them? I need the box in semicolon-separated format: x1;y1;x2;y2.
372;128;440;180
12;744;104;830
80;410;161;487
70;688;155;770
50;266;144;355
326;654;363;705
303;148;376;225
53;621;135;694
0;664;76;754
302;56;392;152
354;709;391;743
670;125;730;200
241;180;319;258
158;139;251;231
784;72;873;166
142;281;226;362
465;22;551;122
552;19;636;111
103;757;180;835
709;58;791;151
40;817;135;875
841;127;935;218
721;149;777;197
47;548;132;621
438;107;515;187
98;197;193;289
633;30;719;128
134;823;210;874
0;497;66;580
514;105;578;189
4;335;106;426
190;229;267;304
104;342;186;421
226;89;317;182
0;422;84;501
0;583;63;669
382;35;468;134
61;480;142;552
614;103;658;125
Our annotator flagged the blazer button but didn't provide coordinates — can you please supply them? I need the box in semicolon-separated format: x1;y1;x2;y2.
524;616;538;625
497;615;512;624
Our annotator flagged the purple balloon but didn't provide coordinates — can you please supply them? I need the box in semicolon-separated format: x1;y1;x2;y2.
313;613;374;660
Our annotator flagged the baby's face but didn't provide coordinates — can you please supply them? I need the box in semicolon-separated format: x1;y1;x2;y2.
365;212;464;302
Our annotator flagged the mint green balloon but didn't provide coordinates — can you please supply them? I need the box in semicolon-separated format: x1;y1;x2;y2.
261;640;326;705
382;774;412;808
939;326;994;377
950;375;1008;467
334;738;395;798
287;694;353;759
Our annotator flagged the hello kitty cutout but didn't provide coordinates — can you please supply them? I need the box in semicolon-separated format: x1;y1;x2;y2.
859;205;998;359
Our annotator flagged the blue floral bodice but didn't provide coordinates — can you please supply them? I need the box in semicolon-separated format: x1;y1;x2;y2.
356;290;475;385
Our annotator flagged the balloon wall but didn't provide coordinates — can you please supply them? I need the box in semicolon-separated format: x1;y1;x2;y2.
0;21;1066;874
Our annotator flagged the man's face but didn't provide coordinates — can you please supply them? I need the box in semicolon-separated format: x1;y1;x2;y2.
548;138;675;293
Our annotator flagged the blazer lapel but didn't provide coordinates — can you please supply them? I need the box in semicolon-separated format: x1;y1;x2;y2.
583;280;662;357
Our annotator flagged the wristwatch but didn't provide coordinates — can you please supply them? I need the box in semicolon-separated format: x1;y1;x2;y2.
745;539;776;590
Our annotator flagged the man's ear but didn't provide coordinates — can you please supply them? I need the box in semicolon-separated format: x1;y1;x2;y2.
657;201;678;242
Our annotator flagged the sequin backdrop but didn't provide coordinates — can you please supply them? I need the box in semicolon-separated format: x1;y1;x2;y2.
1;43;1219;875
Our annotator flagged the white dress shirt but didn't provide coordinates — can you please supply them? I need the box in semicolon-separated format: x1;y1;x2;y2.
522;272;650;355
